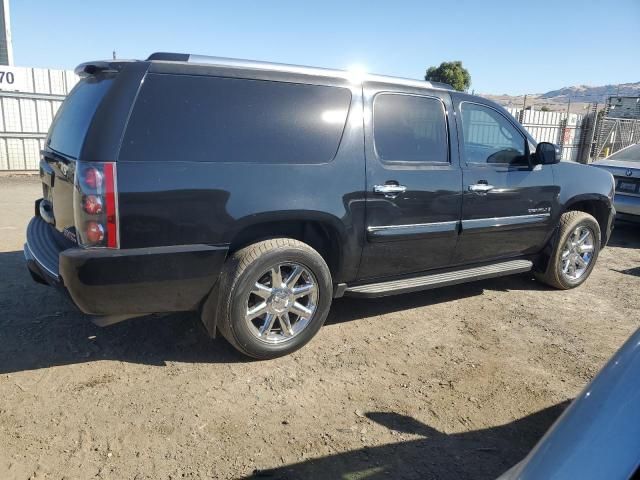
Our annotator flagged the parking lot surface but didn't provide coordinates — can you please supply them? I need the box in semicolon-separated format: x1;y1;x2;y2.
1;175;638;479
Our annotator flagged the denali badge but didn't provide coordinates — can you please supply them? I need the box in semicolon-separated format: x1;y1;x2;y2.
528;207;551;214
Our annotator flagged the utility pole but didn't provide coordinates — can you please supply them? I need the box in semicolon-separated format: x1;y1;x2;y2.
1;0;14;65
518;94;528;124
112;50;116;60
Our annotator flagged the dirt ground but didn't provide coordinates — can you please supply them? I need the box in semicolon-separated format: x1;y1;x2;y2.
0;174;638;480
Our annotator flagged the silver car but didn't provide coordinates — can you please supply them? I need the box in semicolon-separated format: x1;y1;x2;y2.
593;144;640;222
498;327;640;479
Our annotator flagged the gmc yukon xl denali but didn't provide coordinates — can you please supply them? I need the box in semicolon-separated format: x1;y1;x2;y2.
25;53;616;359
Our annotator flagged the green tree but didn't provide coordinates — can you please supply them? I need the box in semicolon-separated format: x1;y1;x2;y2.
425;61;471;92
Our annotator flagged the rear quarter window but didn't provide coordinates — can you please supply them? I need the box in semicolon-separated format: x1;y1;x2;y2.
120;74;352;164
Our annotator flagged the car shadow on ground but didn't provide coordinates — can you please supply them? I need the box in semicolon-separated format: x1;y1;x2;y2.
244;401;570;480
326;273;547;327
607;221;639;249
1;222;637;374
0;250;551;373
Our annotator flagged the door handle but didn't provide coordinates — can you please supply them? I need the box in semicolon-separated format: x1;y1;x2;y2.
468;183;495;193
373;184;407;198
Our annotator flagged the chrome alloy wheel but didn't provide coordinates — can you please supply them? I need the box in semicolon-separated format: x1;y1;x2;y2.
560;225;595;281
244;262;319;344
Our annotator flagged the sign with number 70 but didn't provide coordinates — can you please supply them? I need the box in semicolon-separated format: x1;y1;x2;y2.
0;66;29;92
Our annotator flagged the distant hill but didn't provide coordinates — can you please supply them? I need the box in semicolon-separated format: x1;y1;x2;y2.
539;82;640;103
482;81;640;113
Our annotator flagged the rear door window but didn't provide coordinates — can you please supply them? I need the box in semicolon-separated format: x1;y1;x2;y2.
120;74;352;164
373;93;448;163
47;76;114;159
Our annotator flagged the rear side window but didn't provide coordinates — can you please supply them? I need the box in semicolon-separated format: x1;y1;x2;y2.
373;94;448;163
47;76;114;159
120;74;352;164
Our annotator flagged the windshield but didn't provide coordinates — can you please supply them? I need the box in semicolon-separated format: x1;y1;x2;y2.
608;143;640;162
47;76;114;159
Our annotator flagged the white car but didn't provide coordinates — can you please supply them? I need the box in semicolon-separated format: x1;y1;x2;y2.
593;144;640;222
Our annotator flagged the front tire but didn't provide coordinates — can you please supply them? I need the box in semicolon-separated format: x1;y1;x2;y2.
535;211;601;289
213;238;332;359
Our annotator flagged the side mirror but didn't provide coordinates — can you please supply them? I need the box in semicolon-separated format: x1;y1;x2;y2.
535;142;560;165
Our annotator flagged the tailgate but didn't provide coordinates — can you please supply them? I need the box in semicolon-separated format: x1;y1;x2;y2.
39;75;115;240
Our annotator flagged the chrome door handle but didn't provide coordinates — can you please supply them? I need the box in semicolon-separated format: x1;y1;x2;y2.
468;183;495;193
373;184;407;197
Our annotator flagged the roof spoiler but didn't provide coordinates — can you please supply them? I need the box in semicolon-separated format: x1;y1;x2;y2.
74;60;136;77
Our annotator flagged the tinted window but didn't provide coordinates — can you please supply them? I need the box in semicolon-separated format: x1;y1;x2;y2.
373;94;448;162
121;74;351;164
460;103;526;165
47;76;114;159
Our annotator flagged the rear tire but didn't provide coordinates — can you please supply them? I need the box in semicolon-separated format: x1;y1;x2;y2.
212;238;332;359
534;211;601;290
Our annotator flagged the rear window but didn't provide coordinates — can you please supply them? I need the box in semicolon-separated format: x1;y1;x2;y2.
47;76;114;159
120;74;352;164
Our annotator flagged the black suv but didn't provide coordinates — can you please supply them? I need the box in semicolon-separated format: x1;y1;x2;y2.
25;53;616;359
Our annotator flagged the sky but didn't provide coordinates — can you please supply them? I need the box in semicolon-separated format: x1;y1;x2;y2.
10;0;640;95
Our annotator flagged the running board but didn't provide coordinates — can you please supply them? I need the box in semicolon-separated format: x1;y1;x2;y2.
344;259;533;298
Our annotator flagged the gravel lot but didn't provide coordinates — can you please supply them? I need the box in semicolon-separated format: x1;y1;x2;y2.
1;174;638;480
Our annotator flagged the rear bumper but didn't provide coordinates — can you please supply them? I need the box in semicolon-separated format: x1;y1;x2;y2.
614;193;640;218
25;216;228;316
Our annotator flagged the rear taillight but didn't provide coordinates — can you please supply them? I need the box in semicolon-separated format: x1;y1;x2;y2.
85;221;105;243
74;161;119;248
83;195;103;214
83;167;103;190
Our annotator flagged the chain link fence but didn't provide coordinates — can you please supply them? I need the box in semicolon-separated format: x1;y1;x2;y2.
592;116;640;159
506;107;596;163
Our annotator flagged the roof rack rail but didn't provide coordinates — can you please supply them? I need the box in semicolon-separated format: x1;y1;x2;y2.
146;52;190;62
429;81;455;90
144;52;455;91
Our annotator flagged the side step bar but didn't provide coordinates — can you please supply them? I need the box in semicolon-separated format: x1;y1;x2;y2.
344;259;533;298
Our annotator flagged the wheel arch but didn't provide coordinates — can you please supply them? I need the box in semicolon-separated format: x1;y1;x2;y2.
535;195;612;275
227;216;346;281
201;219;342;340
562;194;613;247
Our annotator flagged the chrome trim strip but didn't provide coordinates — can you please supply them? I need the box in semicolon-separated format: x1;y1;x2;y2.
462;213;550;230
366;220;459;243
367;220;459;232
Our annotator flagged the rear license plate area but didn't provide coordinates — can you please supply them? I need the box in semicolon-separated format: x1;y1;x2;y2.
616;179;639;194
